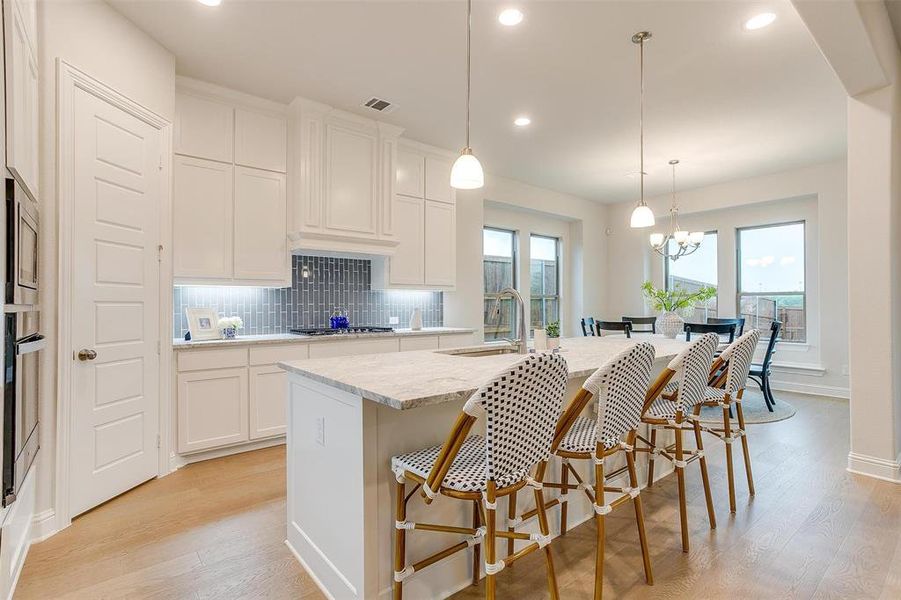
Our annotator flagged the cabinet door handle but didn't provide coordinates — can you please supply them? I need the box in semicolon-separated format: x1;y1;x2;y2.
77;349;97;361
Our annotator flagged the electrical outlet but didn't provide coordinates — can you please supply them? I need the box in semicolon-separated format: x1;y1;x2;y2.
389;316;399;325
315;417;326;446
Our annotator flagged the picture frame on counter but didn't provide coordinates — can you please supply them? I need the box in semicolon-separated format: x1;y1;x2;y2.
185;307;221;341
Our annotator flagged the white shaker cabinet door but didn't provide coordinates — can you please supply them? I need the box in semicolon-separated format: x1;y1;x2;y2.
173;156;234;280
424;156;454;204
178;368;249;454
233;166;288;283
424;200;456;287
324;123;378;237
389;195;425;285
396;148;424;198
174;91;234;163
235;108;288;173
4;1;39;201
249;365;288;440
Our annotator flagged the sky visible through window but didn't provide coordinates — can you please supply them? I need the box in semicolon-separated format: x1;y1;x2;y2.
483;228;514;257
530;235;557;261
668;232;717;285
740;223;805;292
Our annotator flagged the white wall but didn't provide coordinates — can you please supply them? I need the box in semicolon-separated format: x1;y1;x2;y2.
605;160;849;396
36;0;176;531
444;174;608;340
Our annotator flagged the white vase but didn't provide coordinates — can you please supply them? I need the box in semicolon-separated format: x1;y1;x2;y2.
658;311;684;339
547;337;560;351
409;308;423;331
534;329;547;351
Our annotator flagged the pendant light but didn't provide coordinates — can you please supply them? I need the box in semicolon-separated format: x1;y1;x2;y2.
450;0;485;189
649;159;705;260
629;31;655;228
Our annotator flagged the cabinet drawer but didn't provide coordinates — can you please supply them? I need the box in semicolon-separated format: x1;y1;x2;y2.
249;344;310;366
177;347;248;372
178;367;249;453
308;338;399;359
399;336;439;352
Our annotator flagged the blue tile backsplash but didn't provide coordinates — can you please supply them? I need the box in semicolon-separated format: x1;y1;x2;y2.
173;255;443;338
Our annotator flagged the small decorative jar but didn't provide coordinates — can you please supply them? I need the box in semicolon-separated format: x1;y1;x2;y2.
657;311;684;339
222;326;237;339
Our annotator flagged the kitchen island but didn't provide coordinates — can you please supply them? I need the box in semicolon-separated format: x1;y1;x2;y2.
279;335;687;599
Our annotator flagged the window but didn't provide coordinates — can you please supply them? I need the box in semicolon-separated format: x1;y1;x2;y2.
483;228;517;340
737;222;805;342
665;232;718;321
530;235;560;333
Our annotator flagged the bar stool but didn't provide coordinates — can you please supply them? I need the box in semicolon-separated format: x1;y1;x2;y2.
635;333;720;553
390;352;569;600
694;329;761;513
524;342;673;599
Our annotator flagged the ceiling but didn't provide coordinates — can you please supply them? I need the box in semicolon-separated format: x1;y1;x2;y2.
108;0;847;203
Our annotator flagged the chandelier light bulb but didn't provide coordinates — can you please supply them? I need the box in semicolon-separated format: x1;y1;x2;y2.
649;233;665;247
689;231;705;244
673;230;689;244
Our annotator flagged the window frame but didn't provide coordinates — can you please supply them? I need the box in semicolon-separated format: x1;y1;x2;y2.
483;227;519;340
664;229;719;321
735;220;807;342
529;233;561;333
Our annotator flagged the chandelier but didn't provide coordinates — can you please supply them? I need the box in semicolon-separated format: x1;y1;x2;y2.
649;160;704;260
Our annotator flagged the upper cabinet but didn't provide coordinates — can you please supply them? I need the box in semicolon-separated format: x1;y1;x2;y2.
288;98;403;256
173;79;289;286
4;0;39;201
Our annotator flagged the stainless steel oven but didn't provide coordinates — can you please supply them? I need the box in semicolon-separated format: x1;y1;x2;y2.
5;177;38;307
2;309;42;507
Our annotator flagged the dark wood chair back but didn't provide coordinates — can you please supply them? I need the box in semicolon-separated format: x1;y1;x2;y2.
596;321;632;339
684;322;736;343
622;316;656;334
580;317;596;337
760;320;781;369
707;317;745;336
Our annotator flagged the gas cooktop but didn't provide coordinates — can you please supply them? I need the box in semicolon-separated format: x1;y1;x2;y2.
289;326;395;337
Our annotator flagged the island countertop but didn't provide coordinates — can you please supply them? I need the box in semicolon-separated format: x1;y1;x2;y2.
279;334;688;410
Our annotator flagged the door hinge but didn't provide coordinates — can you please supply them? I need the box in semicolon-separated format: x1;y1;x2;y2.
158;244;163;263
159;154;164;170
157;340;160;355
156;434;161;449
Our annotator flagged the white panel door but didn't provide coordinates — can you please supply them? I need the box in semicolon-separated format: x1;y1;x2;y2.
174;91;234;163
249;365;287;439
424;200;456;287
173;156;234;280
234;108;287;173
234;166;288;282
389;195;425;285
70;87;161;517
324;123;377;236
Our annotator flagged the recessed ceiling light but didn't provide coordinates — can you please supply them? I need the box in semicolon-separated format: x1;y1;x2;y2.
513;116;531;127
744;12;776;30
498;8;524;27
197;0;221;6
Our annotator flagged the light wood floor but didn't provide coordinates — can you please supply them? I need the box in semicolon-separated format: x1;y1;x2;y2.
17;392;901;599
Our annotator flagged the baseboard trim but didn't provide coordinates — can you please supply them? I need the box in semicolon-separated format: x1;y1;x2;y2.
30;509;59;543
285;538;337;600
847;452;901;483
768;380;850;399
169;437;286;472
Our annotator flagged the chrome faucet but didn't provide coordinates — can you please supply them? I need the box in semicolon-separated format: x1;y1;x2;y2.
491;287;528;354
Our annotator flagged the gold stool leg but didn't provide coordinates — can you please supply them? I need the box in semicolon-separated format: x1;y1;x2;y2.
593;449;606;600
626;442;653;585
723;405;737;513
534;462;559;600
485;482;497;600
506;490;517;558
393;478;406;600
692;408;716;529
674;425;689;553
735;393;755;497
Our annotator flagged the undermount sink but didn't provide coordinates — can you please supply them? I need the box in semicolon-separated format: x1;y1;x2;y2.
436;345;521;358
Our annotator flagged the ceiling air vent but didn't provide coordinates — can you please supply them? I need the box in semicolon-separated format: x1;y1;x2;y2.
361;97;397;114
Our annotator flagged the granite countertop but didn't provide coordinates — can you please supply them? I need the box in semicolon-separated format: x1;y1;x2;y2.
279;335;689;410
172;327;475;350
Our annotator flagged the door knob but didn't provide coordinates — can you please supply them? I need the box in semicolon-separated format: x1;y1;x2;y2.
77;349;97;361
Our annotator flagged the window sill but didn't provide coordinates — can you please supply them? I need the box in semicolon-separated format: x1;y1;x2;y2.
761;341;809;352
771;362;825;376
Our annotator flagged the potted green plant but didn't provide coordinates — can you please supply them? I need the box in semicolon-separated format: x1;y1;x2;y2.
545;320;561;350
640;281;716;338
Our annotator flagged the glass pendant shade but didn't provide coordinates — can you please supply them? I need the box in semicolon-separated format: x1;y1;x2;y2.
630;205;655;228
649;232;665;247
673;230;689;244
689;231;705;244
450;150;484;190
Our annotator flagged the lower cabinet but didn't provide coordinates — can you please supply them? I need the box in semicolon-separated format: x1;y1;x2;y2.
178;367;249;453
249;365;288;439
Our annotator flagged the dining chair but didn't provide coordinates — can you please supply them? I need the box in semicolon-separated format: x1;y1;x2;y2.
684;322;736;344
748;321;781;412
530;342;671;598
581;317;597;337
695;329;761;513
707;317;745;336
390;352;569;600
595;321;632;338
634;333;720;553
622;316;656;334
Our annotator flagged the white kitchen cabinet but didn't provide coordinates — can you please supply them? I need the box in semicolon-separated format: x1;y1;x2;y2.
388;195;425;285
396;148;425;198
424;200;456;286
235;108;288;172
4;0;38;201
234;166;288;282
178;367;249;453
425;156;455;204
324;121;378;236
173;156;234;280
174;91;234;163
249;365;287;440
